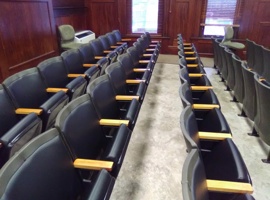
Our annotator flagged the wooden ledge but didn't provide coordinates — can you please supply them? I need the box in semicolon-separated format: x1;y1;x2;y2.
191;86;213;90
99;119;129;126
184;47;192;50
189;73;204;77
116;42;126;45
185;57;197;60
185;51;195;55
133;68;150;72
187;64;199;68
68;74;86;78
143;54;152;57
15;108;43;115
74;158;113;171
126;79;145;84
95;56;104;60
192;104;220;110
198;132;232;140
46;88;68;93
206;179;253;194
115;95;139;101
83;63;97;67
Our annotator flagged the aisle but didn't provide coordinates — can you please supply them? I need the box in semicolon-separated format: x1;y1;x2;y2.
110;61;185;200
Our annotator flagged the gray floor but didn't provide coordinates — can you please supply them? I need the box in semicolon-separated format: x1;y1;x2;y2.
110;55;270;200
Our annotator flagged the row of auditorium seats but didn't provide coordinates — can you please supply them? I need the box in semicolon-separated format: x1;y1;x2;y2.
0;30;161;199
212;38;270;163
0;30;159;165
178;34;255;200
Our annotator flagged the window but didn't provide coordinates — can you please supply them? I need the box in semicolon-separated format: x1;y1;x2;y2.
132;0;159;33
203;0;238;36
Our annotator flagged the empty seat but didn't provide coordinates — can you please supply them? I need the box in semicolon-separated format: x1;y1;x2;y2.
98;35;123;56
0;84;42;168
3;68;69;131
179;67;212;86
262;46;270;82
55;94;132;177
241;63;257;120
179;57;206;74
221;26;245;50
246;39;255;69
37;56;87;101
0;128;115;200
105;32;128;53
224;48;235;91
253;43;264;75
61;49;100;83
58;24;82;50
254;74;270;163
182;149;254;200
87;75;140;129
232;54;245;103
105;62;147;102
219;44;230;82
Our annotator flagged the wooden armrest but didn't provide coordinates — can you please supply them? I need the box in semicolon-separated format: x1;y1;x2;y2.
198;132;232;140
95;56;104;60
146;48;155;51
126;79;145;84
116;42;126;45
99;119;129;126
115;95;139;101
187;64;199;68
143;54;152;57
151;40;159;43
15;108;43;115
133;68;150;72
184;47;192;50
189;73;204;77
183;43;191;46
46;88;68;93
68;74;86;78
185;57;197;60
191;86;213;90
149;44;157;47
185;51;195;55
192;104;220;109
206;179;253;194
259;78;266;82
83;63;97;67
139;60;150;64
121;38;132;41
111;45;119;48
74;158;113;171
103;50;112;53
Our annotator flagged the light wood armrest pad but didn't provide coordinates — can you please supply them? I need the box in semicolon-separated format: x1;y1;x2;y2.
149;44;157;47
46;88;68;93
111;45;118;48
187;64;199;68
126;79;145;84
192;104;220;109
116;42;126;44
104;50;112;53
95;56;104;59
115;95;139;101
185;51;195;54
74;159;113;171
133;68;149;72
151;40;159;43
83;63;97;67
259;78;266;82
68;74;86;78
146;48;155;51
198;132;232;140
191;86;213;90
183;43;191;46
185;57;197;60
121;38;132;41
184;47;192;50
143;54;152;57
189;73;204;77
206;180;253;194
15;108;43;115
139;60;150;64
99;119;129;126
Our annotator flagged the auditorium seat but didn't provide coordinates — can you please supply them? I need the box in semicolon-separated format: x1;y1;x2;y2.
87;75;141;130
246;39;255;69
254;74;270;163
55;94;131;177
141;32;161;48
232;54;245;103
253;43;264;75
179;57;206;74
182;149;254;200
0;128;115;200
61;49;100;83
180;106;252;185
105;32;128;53
224;48;236;92
99;34;124;56
262;46;270;82
240;62;257;120
105;62;147;102
3;68;69;131
179;67;212;86
0;84;42;168
37;56;87;101
58;24;82;51
219;44;229;83
117;53;151;84
112;30;132;45
215;39;225;79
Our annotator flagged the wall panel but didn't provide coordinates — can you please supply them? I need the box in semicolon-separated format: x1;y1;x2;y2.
0;0;57;81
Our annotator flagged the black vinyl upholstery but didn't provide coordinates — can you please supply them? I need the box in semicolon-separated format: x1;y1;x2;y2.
179;67;212;86
232;54;245;103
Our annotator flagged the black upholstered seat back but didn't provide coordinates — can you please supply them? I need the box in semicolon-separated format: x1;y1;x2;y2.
0;85;20;136
105;62;127;95
87;75;120;119
99;35;111;50
90;38;105;56
112;30;122;42
117;53;136;79
78;43;96;64
224;48;235;90
246;39;255;69
179;82;194;108
241;63;257;120
232;54;245;103
61;49;84;74
98;57;110;76
179;67;191;84
262;46;270;82
0;128;83;200
106;32;118;46
37;56;69;88
180;106;201;152
253;43;264;75
3;68;48;108
55;94;105;160
219;44;229;80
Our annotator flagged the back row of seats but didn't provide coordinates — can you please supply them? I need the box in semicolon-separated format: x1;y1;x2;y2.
177;34;255;200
